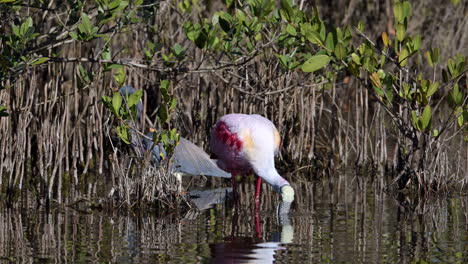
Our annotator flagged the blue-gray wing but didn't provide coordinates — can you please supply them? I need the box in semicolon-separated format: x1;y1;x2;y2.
173;138;231;178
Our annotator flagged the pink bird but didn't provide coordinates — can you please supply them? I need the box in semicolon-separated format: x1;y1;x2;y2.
210;114;295;204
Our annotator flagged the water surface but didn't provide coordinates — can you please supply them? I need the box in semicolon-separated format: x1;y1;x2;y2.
0;176;466;263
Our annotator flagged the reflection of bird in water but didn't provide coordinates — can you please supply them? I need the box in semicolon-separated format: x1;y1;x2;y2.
211;114;294;204
119;86;231;179
189;188;233;211
209;202;294;263
184;188;233;220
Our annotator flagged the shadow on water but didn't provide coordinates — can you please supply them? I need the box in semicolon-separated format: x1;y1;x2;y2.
0;172;466;263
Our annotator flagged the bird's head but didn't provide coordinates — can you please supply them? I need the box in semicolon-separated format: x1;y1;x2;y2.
280;185;294;202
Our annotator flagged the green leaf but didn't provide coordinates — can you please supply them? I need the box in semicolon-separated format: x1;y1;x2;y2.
30;57;50;65
160;80;171;102
334;43;346;60
25;17;33;29
377;69;386;79
20;17;33;36
424;51;433;67
301;54;330;73
305;30;322;45
172;43;185;60
78;65;91;83
101;95;112;111
112;92;122;116
421;105;432;130
431;48;439;64
401;83;410;98
280;0;294;22
426;82;439;98
362;56;376;73
452;84;463;105
385;88;394;103
178;0;192;12
286;24;297;36
393;1;403;23
398;47;409;66
0;105;8;117
172;44;183;55
102;47;111;60
127;89;143;107
456;107;464;127
425;48;439;67
113;67;126;86
80;12;92;34
184;22;199;42
12;24;20;37
412;35;421;51
396;23;406;42
402;1;411;20
160;80;170;90
373;86;385;97
433;129;439;137
169;98;177;110
447;58;457;76
325;32;335;53
158;106;169;123
357;21;365;32
160;133;169;145
117;125;130;144
276;54;289;69
420;79;429;92
69;31;79;40
335;27;343;42
351;53;361;65
169;128;180;143
463;110;468;129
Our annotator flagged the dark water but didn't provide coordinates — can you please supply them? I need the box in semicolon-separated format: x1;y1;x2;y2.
0;177;466;263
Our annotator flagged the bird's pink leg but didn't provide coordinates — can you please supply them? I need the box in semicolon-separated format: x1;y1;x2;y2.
255;206;262;239
254;177;262;238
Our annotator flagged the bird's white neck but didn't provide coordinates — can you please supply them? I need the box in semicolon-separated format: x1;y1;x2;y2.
255;167;289;193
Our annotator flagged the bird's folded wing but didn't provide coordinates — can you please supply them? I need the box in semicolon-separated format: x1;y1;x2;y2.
173;138;231;178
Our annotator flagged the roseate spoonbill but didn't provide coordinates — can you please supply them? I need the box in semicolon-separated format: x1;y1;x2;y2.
119;86;231;178
210;114;295;203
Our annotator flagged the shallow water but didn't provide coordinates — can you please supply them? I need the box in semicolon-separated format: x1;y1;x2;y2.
0;177;466;263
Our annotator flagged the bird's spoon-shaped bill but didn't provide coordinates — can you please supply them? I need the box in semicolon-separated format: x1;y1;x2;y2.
280;185;294;202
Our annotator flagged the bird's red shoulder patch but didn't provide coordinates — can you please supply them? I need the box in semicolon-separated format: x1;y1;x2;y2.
215;121;243;151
